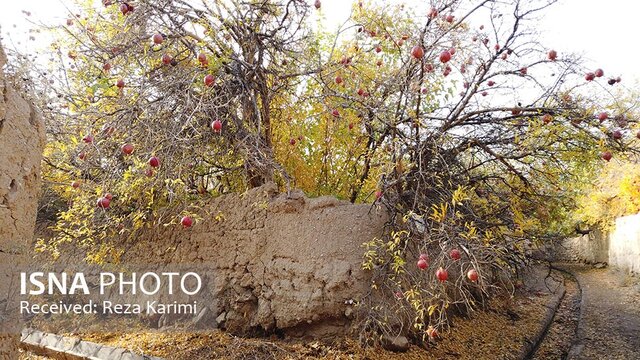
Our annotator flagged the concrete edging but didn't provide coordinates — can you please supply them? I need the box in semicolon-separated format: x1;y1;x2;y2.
551;264;586;359
20;328;163;360
517;270;567;359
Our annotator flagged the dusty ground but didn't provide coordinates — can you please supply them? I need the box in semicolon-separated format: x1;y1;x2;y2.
58;295;551;360
532;270;581;360
25;264;640;359
556;264;640;360
19;270;559;360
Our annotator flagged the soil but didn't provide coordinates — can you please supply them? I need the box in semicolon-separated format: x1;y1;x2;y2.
53;294;549;360
557;264;640;360
531;269;581;359
19;267;560;360
20;264;640;360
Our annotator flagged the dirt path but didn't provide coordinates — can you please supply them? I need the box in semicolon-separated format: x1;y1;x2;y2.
555;264;640;360
532;269;580;360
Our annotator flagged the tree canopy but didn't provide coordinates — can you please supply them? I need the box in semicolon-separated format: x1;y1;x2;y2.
27;0;638;343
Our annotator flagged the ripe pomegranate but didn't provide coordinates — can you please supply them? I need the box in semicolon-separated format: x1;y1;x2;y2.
597;112;608;122
601;151;612;162
82;135;94;143
436;267;448;282
121;143;134;155
211;119;222;132
585;72;595;81
612;130;622;139
162;54;172;65
467;269;479;282
439;50;451;63
181;216;193;228
449;249;461;260
204;74;215;86
71;181;80;189
152;33;164;45
148;156;160;168
411;45;425;59
116;79;125;88
542;114;553;124
548;49;557;61
595;68;604;77
417;259;428;270
96;197;111;209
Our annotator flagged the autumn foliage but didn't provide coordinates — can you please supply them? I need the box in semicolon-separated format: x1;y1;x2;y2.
27;0;638;344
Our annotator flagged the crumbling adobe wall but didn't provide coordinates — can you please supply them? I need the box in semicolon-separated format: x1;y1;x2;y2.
559;228;609;265
0;42;45;359
112;184;387;337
